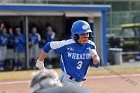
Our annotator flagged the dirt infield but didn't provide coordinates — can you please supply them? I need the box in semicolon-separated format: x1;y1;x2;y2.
83;75;140;93
0;74;140;93
1;66;140;93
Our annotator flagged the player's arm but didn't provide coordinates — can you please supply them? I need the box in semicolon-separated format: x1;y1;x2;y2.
38;50;47;61
89;41;100;67
36;40;67;70
36;42;51;70
35;50;48;70
90;49;100;65
91;50;100;65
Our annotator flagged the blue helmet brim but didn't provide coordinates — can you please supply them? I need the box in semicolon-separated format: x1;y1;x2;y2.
74;30;92;34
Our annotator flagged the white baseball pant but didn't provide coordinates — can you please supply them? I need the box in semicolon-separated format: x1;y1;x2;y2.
59;72;82;86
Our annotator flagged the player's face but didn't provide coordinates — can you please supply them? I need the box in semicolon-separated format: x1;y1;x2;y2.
77;33;89;44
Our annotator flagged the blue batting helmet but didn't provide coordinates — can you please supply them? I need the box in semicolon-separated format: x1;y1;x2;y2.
71;20;93;40
71;20;92;34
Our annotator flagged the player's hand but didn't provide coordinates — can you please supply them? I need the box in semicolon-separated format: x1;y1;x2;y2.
36;59;45;70
89;49;100;65
92;55;99;65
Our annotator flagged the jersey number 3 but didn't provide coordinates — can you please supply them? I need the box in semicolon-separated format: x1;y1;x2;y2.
77;61;83;69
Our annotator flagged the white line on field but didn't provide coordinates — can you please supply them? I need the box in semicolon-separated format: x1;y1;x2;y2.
87;73;140;79
0;73;140;85
0;80;30;85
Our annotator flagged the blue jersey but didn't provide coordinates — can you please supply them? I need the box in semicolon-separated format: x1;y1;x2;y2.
45;32;55;42
14;34;26;52
43;39;99;81
0;34;9;46
30;33;41;44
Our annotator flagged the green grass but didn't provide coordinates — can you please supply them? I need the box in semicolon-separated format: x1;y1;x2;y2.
88;65;140;75
0;65;140;81
0;69;61;81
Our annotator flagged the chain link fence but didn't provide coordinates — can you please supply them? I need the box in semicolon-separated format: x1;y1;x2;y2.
107;10;140;35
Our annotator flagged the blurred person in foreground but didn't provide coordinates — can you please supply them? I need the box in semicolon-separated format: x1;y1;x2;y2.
30;69;92;93
35;20;100;86
30;69;62;93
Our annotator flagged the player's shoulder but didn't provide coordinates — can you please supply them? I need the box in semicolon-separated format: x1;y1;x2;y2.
87;40;96;49
88;40;96;46
35;33;40;35
52;39;75;44
50;39;75;49
63;39;75;43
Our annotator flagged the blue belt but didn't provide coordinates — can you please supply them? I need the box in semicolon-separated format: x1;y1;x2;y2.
69;76;86;82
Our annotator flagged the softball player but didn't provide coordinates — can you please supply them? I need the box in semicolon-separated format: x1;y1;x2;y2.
14;27;26;70
0;28;9;71
29;27;41;68
36;20;100;86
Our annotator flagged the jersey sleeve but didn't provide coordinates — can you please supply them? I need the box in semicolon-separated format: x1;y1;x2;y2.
36;33;41;41
43;40;73;54
88;40;96;49
50;40;68;54
43;42;51;53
